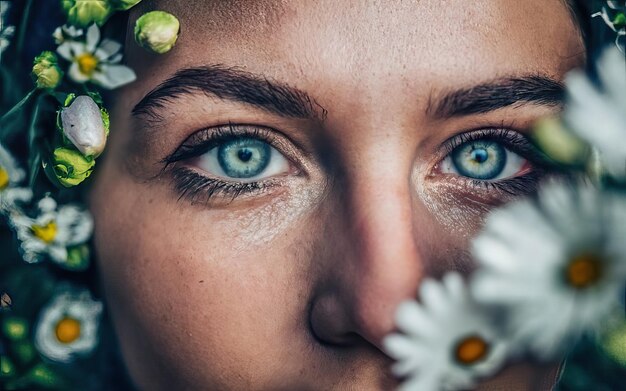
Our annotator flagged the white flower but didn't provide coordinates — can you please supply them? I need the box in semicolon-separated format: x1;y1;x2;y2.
35;289;103;363
53;24;84;45
9;197;93;264
564;47;626;178
471;180;626;360
0;143;32;211
57;23;136;89
0;1;15;60
592;3;625;52
383;272;508;391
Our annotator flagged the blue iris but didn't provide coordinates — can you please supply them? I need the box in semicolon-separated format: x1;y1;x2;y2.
217;138;271;178
451;140;506;180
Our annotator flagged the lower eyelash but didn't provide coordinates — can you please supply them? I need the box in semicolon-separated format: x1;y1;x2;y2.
469;170;544;196
171;167;269;204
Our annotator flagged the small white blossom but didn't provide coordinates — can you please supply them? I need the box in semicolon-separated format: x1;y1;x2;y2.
35;289;103;363
9;197;93;265
53;24;84;45
564;47;626;178
57;23;136;89
471;181;626;360
592;3;625;52
384;272;508;391
0;1;15;60
0;143;32;211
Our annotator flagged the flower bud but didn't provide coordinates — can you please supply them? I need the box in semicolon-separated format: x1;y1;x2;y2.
61;0;113;27
64;244;91;271
134;11;180;54
532;117;589;166
111;0;142;11
52;147;95;187
2;316;28;340
32;51;63;89
60;95;107;157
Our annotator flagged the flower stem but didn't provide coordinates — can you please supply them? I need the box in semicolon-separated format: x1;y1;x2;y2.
16;0;34;58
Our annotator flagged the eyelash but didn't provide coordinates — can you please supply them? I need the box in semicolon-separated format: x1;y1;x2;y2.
163;124;286;203
439;128;553;195
165;125;554;204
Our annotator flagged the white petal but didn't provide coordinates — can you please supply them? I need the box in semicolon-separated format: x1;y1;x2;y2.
68;62;90;83
95;39;122;60
91;65;136;90
56;42;74;61
85;24;100;52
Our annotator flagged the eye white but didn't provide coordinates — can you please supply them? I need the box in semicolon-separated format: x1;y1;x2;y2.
193;143;290;182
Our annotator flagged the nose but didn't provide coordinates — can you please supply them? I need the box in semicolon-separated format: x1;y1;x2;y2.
309;152;424;352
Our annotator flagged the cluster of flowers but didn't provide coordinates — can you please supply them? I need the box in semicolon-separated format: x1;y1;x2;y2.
384;47;626;391
0;1;180;387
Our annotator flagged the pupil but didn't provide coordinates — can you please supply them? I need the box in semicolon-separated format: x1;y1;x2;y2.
238;148;253;162
471;148;489;163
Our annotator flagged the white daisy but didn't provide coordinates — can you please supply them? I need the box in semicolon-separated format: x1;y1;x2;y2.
383;272;508;391
564;47;626;178
9;197;93;265
0;1;15;60
471;180;626;360
34;289;103;363
0;143;32;210
56;23;136;90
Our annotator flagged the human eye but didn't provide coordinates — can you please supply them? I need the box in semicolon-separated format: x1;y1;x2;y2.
436;128;551;195
163;124;296;204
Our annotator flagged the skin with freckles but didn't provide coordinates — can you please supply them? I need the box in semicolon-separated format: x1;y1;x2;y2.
89;0;584;389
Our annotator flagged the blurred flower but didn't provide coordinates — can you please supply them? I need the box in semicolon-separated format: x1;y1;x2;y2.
60;95;108;157
61;0;113;28
384;272;508;391
0;1;15;60
564;47;626;178
51;146;95;187
134;11;180;54
472;181;626;360
0;143;33;211
34;289;102;363
57;23;136;89
53;25;83;45
9;197;93;265
32;51;63;89
111;0;142;11
593;2;625;52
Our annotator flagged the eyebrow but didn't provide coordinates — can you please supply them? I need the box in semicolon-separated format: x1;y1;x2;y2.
132;65;327;122
428;76;565;118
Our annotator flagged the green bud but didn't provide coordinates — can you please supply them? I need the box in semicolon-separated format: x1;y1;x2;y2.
532;117;589;166
602;321;626;368
52;147;96;187
0;356;15;378
112;0;142;11
64;244;91;271
62;0;113;27
135;11;180;54
23;363;65;388
32;51;63;89
2;316;28;340
613;12;626;29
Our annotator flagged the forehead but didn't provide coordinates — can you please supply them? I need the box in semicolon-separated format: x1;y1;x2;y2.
124;0;582;110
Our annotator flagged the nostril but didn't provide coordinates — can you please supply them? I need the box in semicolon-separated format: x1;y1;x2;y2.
309;293;360;347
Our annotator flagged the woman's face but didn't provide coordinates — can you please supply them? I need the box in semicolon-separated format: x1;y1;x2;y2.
90;1;584;389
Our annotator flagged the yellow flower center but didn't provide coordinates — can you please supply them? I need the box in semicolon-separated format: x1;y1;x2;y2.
31;221;58;244
55;317;81;344
0;167;9;190
77;53;98;76
454;335;489;365
566;253;603;289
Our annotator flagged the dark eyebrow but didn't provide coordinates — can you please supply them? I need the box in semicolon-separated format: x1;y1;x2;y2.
132;65;327;122
428;76;565;118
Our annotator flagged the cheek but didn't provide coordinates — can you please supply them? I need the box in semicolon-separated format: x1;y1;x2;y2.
89;174;318;388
